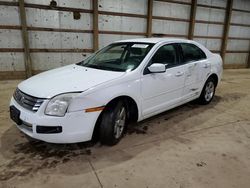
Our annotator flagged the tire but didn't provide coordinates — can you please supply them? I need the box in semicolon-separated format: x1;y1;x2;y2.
198;77;216;105
99;101;127;146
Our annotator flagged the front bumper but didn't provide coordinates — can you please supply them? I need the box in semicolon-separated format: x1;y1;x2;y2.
10;97;101;143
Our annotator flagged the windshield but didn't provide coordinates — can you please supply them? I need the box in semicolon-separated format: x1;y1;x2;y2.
77;42;154;72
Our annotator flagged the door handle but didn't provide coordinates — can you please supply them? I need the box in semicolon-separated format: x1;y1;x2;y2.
175;71;184;77
203;63;210;68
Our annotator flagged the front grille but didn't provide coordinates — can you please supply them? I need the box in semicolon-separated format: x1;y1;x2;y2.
13;88;45;112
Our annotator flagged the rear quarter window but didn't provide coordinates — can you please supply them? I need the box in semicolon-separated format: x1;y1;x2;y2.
180;43;207;63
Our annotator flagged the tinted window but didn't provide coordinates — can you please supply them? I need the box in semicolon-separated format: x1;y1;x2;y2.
180;43;206;63
151;44;177;67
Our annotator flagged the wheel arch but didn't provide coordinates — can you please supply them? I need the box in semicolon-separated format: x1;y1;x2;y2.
91;95;139;141
207;73;219;87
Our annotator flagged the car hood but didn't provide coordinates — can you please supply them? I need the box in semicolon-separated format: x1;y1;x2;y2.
18;64;125;98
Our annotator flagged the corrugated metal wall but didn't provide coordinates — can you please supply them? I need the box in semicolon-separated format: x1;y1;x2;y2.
0;0;249;79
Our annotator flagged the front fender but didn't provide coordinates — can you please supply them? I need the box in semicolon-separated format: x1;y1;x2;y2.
67;77;142;118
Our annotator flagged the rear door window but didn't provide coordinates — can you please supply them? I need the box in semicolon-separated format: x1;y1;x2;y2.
180;43;206;63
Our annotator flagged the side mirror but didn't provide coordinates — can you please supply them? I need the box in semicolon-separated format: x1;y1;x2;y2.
148;63;166;73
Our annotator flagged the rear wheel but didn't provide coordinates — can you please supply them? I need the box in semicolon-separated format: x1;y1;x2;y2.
198;77;216;105
99;101;127;146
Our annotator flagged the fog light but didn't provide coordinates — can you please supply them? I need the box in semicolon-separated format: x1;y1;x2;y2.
36;126;62;134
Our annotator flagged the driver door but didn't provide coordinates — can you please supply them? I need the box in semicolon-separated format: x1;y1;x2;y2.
141;43;186;118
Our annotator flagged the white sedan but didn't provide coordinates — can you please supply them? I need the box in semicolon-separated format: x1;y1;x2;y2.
10;38;223;145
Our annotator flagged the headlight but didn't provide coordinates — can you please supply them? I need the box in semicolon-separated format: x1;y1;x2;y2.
45;93;80;117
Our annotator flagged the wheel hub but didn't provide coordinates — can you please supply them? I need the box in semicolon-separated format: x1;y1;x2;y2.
114;107;126;139
205;81;214;102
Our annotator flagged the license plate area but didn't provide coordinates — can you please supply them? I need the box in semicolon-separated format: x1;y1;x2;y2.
10;105;22;125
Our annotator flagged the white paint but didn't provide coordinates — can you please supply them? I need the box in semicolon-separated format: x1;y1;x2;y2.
10;38;223;143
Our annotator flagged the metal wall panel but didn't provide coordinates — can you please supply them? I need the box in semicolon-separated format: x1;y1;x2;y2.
0;53;25;71
229;26;250;38
225;0;250;67
26;8;92;30
0;0;250;75
24;0;92;9
31;53;91;70
28;31;92;49
174;0;191;3
1;0;17;2
0;6;20;25
99;15;146;33
227;39;250;51
225;53;248;64
196;7;225;22
232;0;250;12
153;1;190;19
0;29;23;48
98;0;148;15
99;34;145;48
152;20;189;35
194;38;221;51
194;23;223;37
231;11;250;25
198;0;227;8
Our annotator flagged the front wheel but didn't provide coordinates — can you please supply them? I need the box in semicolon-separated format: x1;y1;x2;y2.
198;78;216;105
99;101;127;146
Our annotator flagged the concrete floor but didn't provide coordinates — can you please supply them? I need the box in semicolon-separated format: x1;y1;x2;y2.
0;69;250;188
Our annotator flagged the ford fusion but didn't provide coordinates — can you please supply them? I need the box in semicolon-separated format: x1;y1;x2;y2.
10;38;223;145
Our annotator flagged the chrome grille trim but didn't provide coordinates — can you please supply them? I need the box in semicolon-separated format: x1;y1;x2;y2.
13;88;46;112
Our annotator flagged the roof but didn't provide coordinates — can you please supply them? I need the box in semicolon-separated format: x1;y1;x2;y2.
115;37;191;44
114;37;213;57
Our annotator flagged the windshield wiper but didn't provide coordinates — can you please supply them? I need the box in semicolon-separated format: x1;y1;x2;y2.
85;64;103;70
76;61;84;66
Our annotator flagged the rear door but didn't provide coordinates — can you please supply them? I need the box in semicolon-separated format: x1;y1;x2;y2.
179;43;208;100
